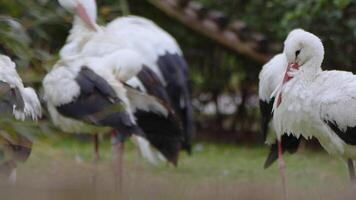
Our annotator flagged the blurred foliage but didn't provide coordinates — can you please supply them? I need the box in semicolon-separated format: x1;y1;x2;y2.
0;0;355;142
197;0;356;69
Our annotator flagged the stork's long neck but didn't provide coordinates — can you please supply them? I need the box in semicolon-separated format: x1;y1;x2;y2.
297;56;323;81
67;16;99;43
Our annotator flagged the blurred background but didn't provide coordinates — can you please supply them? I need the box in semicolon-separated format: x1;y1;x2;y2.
1;0;356;199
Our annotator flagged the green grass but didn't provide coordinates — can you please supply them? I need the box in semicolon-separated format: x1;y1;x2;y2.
0;137;353;200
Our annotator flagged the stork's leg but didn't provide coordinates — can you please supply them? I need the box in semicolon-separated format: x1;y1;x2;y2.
92;134;100;186
93;134;100;162
277;141;288;200
8;168;16;185
347;159;356;195
0;160;17;185
111;132;124;196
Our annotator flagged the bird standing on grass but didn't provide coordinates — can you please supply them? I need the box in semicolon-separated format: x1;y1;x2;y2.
58;0;194;155
43;50;182;190
0;55;42;184
273;29;356;197
259;53;301;169
258;30;310;170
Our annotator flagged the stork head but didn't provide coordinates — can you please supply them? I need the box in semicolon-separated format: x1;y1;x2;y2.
275;29;324;107
284;29;324;74
58;0;98;31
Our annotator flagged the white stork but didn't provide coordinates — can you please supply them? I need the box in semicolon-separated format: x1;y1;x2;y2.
0;55;42;183
43;49;182;187
259;53;300;169
258;30;312;169
58;0;194;154
273;29;356;195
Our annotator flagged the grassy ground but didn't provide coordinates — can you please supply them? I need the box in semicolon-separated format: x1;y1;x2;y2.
0;137;353;200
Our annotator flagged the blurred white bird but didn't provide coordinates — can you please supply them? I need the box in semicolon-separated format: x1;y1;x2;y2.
57;0;193;155
0;55;42;184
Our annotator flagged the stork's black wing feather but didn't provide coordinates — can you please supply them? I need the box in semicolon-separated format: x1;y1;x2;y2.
135;110;182;165
261;97;300;169
157;53;194;154
137;65;171;103
0;81;24;116
259;98;274;141
264;135;301;169
324;120;356;145
57;67;143;138
124;84;183;165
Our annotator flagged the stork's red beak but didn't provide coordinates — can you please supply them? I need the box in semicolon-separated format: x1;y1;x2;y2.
75;3;98;31
282;63;300;85
276;63;300;107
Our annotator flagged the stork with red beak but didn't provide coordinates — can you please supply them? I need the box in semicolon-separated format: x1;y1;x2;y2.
58;0;100;58
57;0;193;159
258;30;307;170
273;29;356;197
43;49;182;192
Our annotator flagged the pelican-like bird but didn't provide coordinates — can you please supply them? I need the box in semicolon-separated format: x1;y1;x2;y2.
58;0;194;154
0;55;41;183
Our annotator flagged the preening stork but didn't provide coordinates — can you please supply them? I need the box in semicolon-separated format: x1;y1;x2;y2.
259;30;312;169
259;55;300;168
43;49;182;187
273;29;356;195
58;0;194;154
107;17;194;153
0;55;42;183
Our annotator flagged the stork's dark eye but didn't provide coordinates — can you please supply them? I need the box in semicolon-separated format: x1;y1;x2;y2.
295;50;301;57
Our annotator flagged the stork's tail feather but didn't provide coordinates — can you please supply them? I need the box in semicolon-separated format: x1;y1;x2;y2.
263;136;301;169
135;110;182;166
124;84;183;166
132;135;164;165
264;143;278;169
0;161;17;178
22;87;42;120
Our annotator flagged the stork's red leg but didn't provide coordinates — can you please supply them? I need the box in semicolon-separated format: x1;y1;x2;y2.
93;134;100;162
111;131;124;196
92;134;100;186
347;159;356;196
278;141;288;200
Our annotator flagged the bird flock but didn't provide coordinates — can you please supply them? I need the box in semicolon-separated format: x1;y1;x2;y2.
1;0;356;198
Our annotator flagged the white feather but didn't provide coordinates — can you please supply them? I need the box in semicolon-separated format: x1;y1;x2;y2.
22;87;42;120
272;29;356;158
259;53;287;102
0;55;41;121
131;135;160;165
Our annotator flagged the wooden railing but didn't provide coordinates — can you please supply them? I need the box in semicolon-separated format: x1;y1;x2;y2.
147;0;280;64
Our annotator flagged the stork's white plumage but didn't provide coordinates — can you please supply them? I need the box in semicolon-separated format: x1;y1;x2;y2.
57;0;193;154
44;47;182;163
258;30;312;169
259;54;301;168
106;16;193;153
43;50;142;132
58;0;101;58
0;55;42;183
272;29;356;191
0;55;42;121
